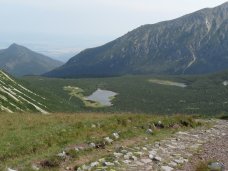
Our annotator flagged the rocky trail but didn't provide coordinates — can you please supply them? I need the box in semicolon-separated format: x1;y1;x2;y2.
71;119;227;171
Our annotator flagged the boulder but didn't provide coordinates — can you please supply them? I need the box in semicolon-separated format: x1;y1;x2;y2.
112;132;120;139
130;156;138;161
90;161;99;167
89;142;96;148
146;129;153;134
149;154;154;159
104;137;113;144
57;151;67;158
155;121;165;128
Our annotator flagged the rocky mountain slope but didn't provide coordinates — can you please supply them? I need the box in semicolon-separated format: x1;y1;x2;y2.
0;44;63;76
45;2;228;78
0;70;48;113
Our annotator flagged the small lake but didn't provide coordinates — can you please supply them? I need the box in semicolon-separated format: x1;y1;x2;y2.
149;79;187;88
86;89;118;106
166;82;187;88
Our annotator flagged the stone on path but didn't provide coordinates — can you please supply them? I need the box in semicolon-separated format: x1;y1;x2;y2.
114;152;123;158
153;156;162;162
135;161;144;166
161;166;174;171
103;162;115;166
141;158;152;164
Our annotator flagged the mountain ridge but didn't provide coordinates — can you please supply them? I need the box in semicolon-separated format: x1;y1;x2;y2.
0;43;63;76
44;2;228;78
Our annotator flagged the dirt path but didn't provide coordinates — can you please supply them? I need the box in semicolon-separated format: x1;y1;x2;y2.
120;120;228;171
72;119;227;171
178;120;228;171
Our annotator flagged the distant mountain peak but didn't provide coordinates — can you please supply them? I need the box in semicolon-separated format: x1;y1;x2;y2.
9;43;21;48
7;43;27;51
8;43;17;48
0;44;63;76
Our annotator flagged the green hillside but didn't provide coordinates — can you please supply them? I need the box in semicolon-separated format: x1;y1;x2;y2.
22;71;228;115
0;70;48;114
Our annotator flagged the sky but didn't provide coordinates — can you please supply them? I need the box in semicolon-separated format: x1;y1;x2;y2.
0;0;227;61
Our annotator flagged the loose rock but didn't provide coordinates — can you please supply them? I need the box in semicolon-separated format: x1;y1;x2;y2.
91;124;96;128
104;137;113;144
31;164;40;170
146;129;153;135
89;142;96;148
7;168;17;171
90;161;99;167
57;151;67;158
114;152;123;158
113;132;120;139
141;159;152;164
153;156;162;162
161;166;174;171
103;162;115;166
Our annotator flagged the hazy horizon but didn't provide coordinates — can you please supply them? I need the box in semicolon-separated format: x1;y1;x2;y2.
0;0;227;61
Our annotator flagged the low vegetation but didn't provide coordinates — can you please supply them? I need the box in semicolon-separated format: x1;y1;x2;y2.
0;113;200;170
196;161;224;171
196;161;210;171
219;115;228;120
22;71;228;114
64;86;104;108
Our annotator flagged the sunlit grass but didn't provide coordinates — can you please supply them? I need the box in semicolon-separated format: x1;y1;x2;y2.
0;112;200;170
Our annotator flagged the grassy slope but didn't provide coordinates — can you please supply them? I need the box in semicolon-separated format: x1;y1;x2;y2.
0;71;48;113
21;72;228;115
0;113;199;170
